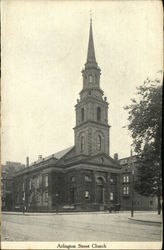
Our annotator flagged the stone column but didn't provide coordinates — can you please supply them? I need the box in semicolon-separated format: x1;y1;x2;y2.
106;172;111;204
102;187;105;203
92;171;97;203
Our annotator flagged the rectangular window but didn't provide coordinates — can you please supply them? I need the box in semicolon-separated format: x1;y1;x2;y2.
36;192;41;202
110;177;114;183
123;186;129;195
44;191;48;202
45;175;48;187
36;176;40;189
110;174;115;183
33;177;36;189
22;182;25;191
29;193;32;203
44;175;48;187
22;191;25;201
110;192;114;201
126;176;129;183
29;179;32;190
85;191;89;199
126;186;129;195
123;175;129;183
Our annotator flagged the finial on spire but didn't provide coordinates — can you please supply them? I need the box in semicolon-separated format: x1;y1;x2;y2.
90;9;92;24
86;10;97;64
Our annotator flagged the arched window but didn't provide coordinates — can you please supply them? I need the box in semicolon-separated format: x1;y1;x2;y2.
89;75;93;83
95;74;97;83
85;175;92;182
97;135;101;150
96;177;103;185
81;136;85;152
97;107;101;121
70;176;75;182
81;108;84;121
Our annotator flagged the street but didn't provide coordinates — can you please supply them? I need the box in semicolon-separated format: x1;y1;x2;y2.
1;212;162;242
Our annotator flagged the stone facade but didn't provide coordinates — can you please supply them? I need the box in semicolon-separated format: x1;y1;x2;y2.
12;151;121;212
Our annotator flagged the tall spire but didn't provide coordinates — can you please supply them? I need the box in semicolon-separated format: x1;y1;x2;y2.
87;14;96;64
81;13;101;90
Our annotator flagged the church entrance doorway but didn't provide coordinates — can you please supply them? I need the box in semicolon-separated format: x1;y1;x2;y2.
97;185;103;203
70;188;75;204
96;177;105;203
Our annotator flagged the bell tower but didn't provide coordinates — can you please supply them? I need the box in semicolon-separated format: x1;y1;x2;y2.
74;18;110;156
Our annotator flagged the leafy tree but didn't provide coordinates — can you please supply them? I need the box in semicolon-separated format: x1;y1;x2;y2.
125;77;162;214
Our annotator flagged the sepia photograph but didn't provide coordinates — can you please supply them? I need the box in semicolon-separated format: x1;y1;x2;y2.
1;0;163;249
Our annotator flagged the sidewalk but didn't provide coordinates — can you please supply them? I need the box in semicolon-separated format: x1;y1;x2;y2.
1;211;109;216
128;213;162;224
2;211;162;220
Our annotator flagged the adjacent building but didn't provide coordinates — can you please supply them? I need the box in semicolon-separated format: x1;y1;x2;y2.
119;155;158;211
1;161;25;210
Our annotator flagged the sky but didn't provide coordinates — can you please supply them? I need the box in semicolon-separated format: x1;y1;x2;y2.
2;0;163;165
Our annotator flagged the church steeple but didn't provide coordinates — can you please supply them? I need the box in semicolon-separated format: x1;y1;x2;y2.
81;18;101;91
87;18;96;64
74;17;110;157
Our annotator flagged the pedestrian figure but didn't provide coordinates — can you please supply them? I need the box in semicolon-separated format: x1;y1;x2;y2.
23;205;26;214
108;206;112;213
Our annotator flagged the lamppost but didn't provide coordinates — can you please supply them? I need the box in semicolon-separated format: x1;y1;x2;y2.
55;193;59;213
22;191;25;214
155;162;161;215
130;149;135;218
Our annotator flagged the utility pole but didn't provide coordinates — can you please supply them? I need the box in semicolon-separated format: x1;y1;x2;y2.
131;149;134;218
155;162;161;215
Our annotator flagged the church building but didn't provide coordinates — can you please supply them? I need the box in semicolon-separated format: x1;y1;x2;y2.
12;19;125;211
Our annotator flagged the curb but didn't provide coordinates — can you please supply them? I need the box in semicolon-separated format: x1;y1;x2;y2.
128;217;162;225
1;211;109;216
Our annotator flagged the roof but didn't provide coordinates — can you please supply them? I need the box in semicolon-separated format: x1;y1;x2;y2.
15;146;74;176
53;146;74;159
119;155;138;166
30;146;74;165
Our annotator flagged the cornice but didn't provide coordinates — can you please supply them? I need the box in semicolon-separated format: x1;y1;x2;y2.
73;120;110;130
75;96;109;108
62;163;121;173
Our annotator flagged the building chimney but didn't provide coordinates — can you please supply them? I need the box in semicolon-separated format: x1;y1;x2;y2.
38;155;42;160
114;153;118;160
26;156;29;167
